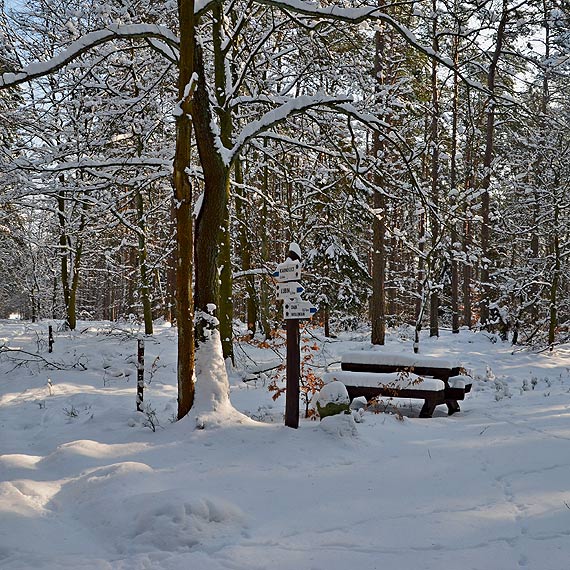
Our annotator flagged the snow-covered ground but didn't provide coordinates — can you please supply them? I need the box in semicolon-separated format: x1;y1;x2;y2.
1;320;570;570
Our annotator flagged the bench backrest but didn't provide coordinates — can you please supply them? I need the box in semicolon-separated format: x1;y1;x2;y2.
341;351;462;379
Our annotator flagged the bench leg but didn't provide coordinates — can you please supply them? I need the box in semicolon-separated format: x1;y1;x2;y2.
446;400;461;415
419;399;437;418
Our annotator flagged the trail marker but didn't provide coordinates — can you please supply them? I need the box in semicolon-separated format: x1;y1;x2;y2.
276;281;304;300
274;243;318;429
283;300;318;320
273;260;301;282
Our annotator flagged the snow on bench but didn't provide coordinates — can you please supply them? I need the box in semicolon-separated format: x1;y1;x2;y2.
340;351;456;371
448;375;472;389
324;371;445;392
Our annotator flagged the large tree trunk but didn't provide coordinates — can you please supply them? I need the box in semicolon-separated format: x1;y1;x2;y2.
190;32;235;422
189;5;236;362
192;41;231;343
173;0;196;420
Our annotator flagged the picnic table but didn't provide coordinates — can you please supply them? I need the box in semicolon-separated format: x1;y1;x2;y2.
324;351;472;418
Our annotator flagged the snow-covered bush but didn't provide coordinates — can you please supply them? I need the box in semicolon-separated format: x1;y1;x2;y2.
315;381;350;419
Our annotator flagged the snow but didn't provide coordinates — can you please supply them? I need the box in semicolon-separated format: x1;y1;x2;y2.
324;370;445;391
191;323;250;429
315;380;349;406
449;375;471;389
341;350;458;370
287;242;302;260
1;320;570;569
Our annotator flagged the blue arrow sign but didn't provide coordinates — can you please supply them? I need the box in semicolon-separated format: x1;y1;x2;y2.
276;282;305;299
283;300;318;320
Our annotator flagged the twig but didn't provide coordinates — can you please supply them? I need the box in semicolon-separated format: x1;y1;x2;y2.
242;363;283;379
0;347;86;371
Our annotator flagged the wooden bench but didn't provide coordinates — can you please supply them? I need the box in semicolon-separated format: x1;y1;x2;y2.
324;370;446;418
324;351;472;418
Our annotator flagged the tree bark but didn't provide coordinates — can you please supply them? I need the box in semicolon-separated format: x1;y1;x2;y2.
479;0;508;328
429;0;440;338
370;17;386;346
548;202;560;347
192;41;231;344
259;145;272;340
450;7;460;334
212;4;235;362
67;235;83;331
135;186;153;335
235;157;257;338
56;187;71;327
173;0;196;420
462;136;474;329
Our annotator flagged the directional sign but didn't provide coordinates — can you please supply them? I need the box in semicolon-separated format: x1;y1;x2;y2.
276;281;304;300
283;300;318;320
273;260;301;283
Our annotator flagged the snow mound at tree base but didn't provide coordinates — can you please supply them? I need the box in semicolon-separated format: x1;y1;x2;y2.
190;327;253;429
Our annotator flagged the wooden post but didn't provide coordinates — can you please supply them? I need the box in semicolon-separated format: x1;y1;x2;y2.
136;338;144;412
48;326;54;353
276;243;314;429
285;318;300;428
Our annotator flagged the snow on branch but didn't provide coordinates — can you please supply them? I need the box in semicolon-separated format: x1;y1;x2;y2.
232;268;270;279
256;0;383;22
227;93;353;164
17;157;172;172
256;0;487;93
0;25;179;89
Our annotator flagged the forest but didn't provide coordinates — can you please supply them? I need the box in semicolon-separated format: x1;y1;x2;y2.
1;0;569;418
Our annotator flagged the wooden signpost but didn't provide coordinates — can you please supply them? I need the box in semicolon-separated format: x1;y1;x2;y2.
274;244;317;429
